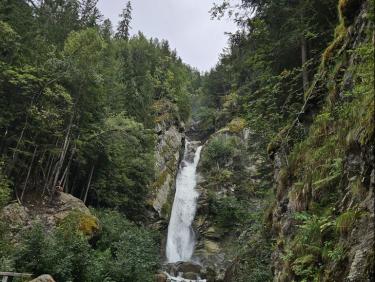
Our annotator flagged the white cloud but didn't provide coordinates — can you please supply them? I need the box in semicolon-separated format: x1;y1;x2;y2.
97;0;237;72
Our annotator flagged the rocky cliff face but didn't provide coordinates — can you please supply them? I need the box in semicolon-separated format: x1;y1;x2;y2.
149;122;185;227
269;2;374;281
191;123;273;281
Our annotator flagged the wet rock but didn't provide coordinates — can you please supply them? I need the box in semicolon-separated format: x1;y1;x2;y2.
205;227;221;240
182;272;198;280
176;261;202;274
204;240;220;253
155;272;168;282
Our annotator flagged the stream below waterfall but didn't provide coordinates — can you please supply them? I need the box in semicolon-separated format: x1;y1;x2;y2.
165;141;206;282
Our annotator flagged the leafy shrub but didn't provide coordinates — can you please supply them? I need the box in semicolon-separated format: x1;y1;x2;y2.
17;223;92;281
0;221;16;272
13;209;160;282
195;107;217;135
209;196;248;228
93;115;155;220
60;210;99;237
90;209;160;282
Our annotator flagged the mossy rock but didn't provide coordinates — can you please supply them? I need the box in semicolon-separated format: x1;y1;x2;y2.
227;117;246;133
152;169;169;190
59;210;99;237
204;240;220;253
322;24;347;66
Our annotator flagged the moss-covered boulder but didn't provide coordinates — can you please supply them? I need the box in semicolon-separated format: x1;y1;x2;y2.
1;192;99;238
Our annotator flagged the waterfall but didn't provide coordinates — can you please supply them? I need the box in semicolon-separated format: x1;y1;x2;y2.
166;141;203;263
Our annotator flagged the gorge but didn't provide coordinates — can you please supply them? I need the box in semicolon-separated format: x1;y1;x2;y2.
0;0;374;282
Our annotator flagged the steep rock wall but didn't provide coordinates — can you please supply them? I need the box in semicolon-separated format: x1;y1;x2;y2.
192;125;273;281
148;118;185;230
269;2;374;281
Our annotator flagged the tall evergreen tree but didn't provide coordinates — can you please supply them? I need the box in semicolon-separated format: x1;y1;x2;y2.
115;1;132;40
79;0;102;27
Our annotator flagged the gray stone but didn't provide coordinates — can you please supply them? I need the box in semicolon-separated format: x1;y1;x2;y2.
175;261;202;275
155;273;168;282
29;274;55;282
182;272;198;280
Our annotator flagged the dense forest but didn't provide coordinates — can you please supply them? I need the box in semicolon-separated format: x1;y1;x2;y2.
0;0;373;281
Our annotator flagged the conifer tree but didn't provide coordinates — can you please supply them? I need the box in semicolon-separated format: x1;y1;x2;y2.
115;1;132;40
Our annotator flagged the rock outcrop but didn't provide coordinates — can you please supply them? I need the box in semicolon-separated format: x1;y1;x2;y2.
269;2;374;281
166;261;203;280
1;192;99;238
151;122;185;221
192;125;273;281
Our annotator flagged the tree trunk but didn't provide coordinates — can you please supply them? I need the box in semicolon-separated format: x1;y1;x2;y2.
60;146;75;192
83;164;95;204
20;146;38;202
51;113;74;196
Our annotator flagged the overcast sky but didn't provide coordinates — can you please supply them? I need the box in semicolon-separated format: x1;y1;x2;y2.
97;0;237;72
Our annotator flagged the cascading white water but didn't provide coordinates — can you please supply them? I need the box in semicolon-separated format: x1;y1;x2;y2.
166;141;203;263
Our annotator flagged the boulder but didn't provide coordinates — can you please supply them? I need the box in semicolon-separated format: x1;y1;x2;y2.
176;261;202;274
1;192;99;237
0;202;29;229
182;272;198;280
29;274;55;282
155;272;167;282
53;192;91;221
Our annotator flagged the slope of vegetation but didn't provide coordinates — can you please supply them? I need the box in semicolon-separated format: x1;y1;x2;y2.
193;0;373;281
0;0;199;280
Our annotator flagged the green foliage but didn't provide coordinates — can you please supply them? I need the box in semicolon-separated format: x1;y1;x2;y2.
8;209;160;282
0;20;19;61
17;223;92;281
115;1;132;40
198;0;338;149
90;209;160;282
335;210;360;234
282;212;337;281
0;221;16;272
0;160;11;207
0;3;199;278
59;210;99;237
209;196;248;228
201;135;240;170
0;0;199;217
325;243;346;263
228;117;246;133
93;114;155;219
